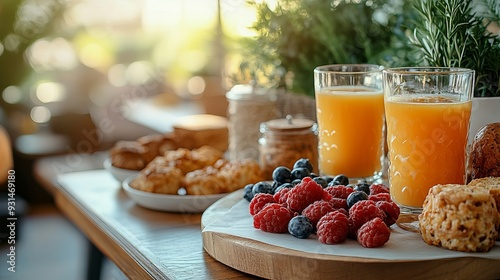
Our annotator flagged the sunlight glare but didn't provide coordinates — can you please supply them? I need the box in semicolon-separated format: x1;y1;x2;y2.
36;82;66;103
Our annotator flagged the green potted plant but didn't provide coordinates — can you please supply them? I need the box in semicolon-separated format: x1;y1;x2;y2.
408;0;500;140
232;0;418;97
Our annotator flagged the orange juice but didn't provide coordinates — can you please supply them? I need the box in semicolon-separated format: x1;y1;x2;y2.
385;95;472;208
316;86;385;179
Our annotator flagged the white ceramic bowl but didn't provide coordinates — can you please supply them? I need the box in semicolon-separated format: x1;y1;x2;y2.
103;158;141;183
122;175;227;213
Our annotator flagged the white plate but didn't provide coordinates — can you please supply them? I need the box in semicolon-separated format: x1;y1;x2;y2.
122;175;227;213
103;158;140;183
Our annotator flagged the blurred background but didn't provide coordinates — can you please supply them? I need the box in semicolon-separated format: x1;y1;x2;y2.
0;0;262;203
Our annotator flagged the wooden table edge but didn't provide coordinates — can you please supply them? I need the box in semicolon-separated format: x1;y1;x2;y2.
53;182;167;279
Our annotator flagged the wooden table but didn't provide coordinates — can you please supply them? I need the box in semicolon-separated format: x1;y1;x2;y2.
34;153;258;280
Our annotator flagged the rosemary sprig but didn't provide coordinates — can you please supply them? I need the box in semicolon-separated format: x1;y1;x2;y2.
409;0;500;97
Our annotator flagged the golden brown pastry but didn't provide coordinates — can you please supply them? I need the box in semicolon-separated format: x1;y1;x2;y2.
419;184;499;253
470;122;500;179
183;158;263;195
109;141;149;170
162;146;223;174
130;165;183;194
217;159;264;193
468;177;500;238
469;177;500;211
137;133;177;162
183;166;228;195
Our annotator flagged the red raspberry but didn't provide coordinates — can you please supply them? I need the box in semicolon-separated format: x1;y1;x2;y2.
376;200;400;226
348;200;386;236
357;217;391;248
253;203;294;233
302;200;334;229
249;193;275;216
286;177;324;212
335;208;349;217
273;187;291;204
368;192;391;202
369;183;389;195
324;185;354;199
328;197;348;210
322;189;332;201
316;210;349;244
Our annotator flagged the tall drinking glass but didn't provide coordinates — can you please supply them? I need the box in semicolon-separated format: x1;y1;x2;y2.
383;67;474;215
314;64;385;183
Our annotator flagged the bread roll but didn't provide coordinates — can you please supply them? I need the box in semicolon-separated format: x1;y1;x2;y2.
109;141;149;170
470;122;500;179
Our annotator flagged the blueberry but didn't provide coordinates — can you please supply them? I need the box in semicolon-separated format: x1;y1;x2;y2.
354;182;371;195
271;181;281;193
288;215;314;239
308;172;318;178
346;191;369;208
252;181;273;196
243;184;254;202
313;176;328;188
323;176;335;184
293;158;313;173
330;174;349;186
291;179;302;186
274;183;294;194
291;167;311;180
272;166;292;183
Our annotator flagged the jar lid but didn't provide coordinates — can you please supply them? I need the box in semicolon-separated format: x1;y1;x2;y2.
263;115;316;132
226;84;278;101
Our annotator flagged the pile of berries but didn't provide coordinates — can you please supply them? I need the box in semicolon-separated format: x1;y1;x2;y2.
243;158;400;248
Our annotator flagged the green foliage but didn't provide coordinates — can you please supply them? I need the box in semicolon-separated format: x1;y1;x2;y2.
233;0;418;96
409;0;500;97
0;0;65;95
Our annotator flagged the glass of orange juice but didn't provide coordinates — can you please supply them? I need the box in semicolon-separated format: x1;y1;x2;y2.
314;64;385;183
383;67;475;214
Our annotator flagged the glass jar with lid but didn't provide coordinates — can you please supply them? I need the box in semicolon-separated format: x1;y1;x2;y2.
259;116;318;179
226;84;280;161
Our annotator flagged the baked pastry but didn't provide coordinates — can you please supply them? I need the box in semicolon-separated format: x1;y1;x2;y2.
130;165;183;194
109;141;149;170
419;184;499;252
183;158;264;195
137;133;177;162
468;177;500;238
468;177;500;211
162;146;223;174
183;166;228;195
217;159;264;193
470;122;500;179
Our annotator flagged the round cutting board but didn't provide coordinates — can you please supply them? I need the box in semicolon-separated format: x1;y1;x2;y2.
201;190;500;280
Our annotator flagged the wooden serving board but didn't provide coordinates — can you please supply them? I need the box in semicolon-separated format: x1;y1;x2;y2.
201;190;500;280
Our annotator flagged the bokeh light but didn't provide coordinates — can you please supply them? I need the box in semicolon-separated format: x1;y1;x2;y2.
187;76;206;96
2;86;23;104
125;61;156;85
79;42;113;70
36;82;66;103
108;64;128;87
30;106;51;123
